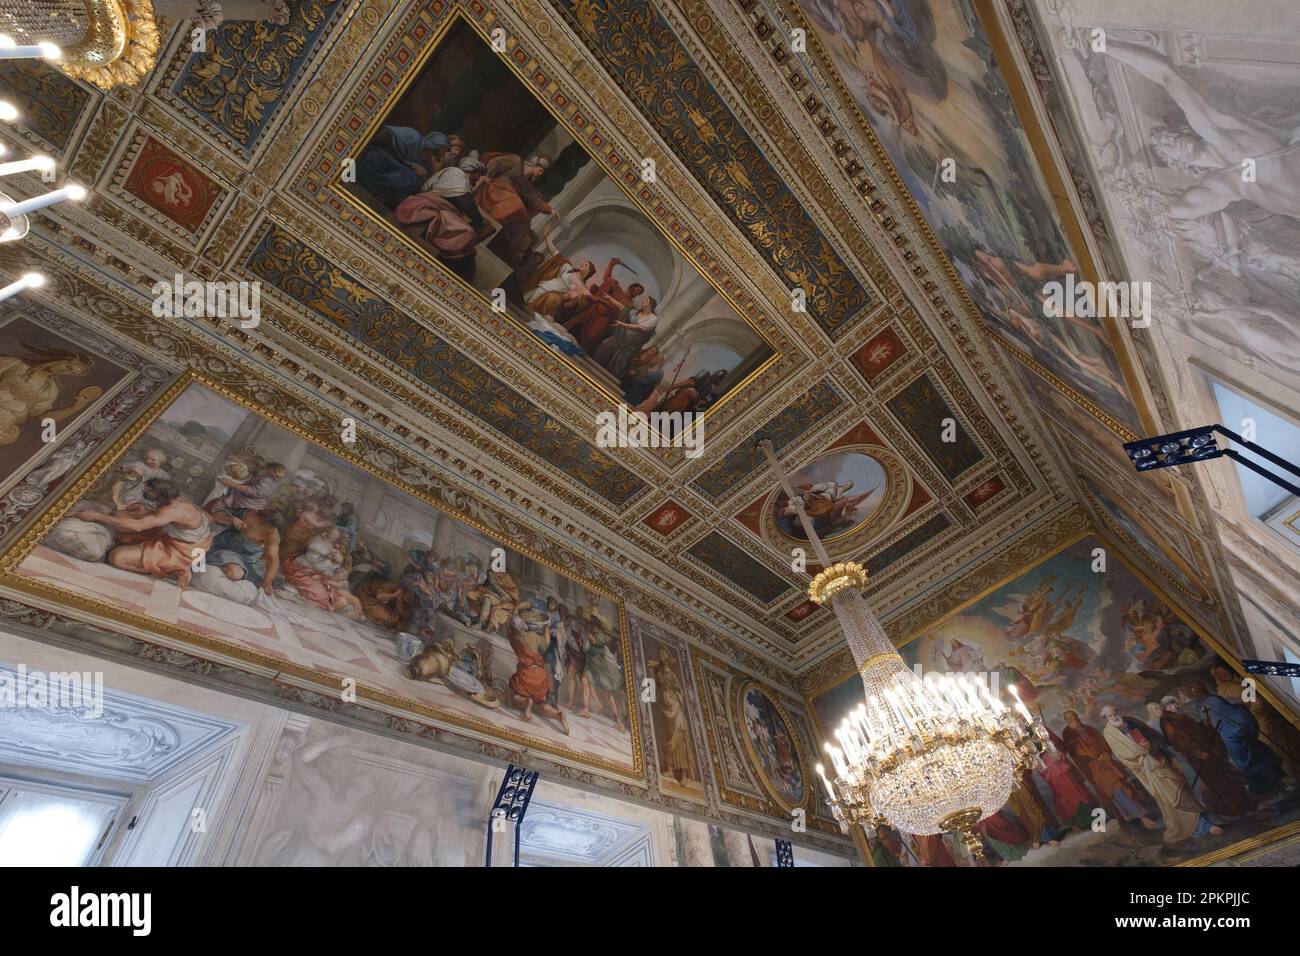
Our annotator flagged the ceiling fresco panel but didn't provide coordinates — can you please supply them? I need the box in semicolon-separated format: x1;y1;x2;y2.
554;0;877;338
117;134;229;238
339;14;779;419
789;0;1144;435
0;0;1110;687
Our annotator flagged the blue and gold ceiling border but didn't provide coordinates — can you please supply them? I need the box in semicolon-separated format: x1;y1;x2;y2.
885;373;983;483
164;0;347;153
553;0;874;339
245;224;646;507
687;531;795;605
0;62;91;154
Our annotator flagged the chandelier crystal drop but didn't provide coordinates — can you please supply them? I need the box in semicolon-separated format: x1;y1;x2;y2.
758;440;1049;857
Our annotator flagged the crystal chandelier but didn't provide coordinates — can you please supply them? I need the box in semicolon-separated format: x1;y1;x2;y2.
0;0;160;88
758;440;1048;858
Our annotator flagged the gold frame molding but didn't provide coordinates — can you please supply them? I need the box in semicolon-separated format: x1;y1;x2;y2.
0;370;644;779
325;6;780;428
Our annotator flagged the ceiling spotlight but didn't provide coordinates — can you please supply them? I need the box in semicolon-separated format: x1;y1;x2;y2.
0;101;17;122
1123;425;1300;496
67;183;87;201
0;155;55;177
0;271;46;302
0;35;62;61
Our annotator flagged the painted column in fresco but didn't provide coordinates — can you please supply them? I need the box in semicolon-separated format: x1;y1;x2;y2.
678;817;714;867
723;828;756;867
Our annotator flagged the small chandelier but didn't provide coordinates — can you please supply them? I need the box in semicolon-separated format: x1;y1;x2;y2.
758;440;1048;858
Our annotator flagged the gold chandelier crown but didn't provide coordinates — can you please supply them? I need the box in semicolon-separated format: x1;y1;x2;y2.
807;561;868;606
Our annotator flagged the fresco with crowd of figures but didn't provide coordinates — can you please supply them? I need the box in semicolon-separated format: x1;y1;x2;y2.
345;16;773;417
812;536;1300;866
8;381;638;773
797;0;1139;433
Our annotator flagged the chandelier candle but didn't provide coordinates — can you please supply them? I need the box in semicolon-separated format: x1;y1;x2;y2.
757;440;1049;858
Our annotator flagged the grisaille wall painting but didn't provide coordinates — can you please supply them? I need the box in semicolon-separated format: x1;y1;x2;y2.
797;0;1140;433
812;537;1300;866
9;381;639;773
1036;14;1300;387
345;16;774;416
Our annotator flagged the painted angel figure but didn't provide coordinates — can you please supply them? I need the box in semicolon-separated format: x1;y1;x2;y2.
992;575;1057;642
781;478;879;535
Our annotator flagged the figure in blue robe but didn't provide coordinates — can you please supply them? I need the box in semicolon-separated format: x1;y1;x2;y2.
356;126;451;208
1189;690;1283;794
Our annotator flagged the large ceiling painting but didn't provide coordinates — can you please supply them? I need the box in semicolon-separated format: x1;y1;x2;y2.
0;0;1123;685
795;0;1141;434
811;536;1300;866
2;377;641;776
342;15;775;417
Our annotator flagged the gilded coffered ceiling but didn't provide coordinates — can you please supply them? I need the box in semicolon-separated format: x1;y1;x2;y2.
0;0;1251;689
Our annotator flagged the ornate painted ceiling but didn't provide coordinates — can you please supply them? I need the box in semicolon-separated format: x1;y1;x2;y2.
0;0;1263;695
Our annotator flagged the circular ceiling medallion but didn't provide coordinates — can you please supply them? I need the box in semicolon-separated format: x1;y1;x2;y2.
763;445;908;554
